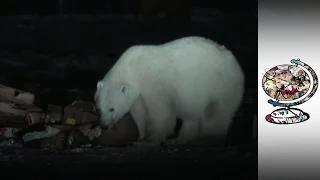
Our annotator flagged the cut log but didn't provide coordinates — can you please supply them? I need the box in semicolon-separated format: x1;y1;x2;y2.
0;102;27;116
0;84;35;105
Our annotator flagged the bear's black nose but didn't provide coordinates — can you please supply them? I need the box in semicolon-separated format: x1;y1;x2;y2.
100;122;108;129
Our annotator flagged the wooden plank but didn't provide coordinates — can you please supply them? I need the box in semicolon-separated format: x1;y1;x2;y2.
0;102;27;116
0;84;35;105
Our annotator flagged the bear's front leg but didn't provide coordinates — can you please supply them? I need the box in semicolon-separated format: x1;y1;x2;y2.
130;97;147;140
131;114;170;147
165;120;200;145
143;96;177;146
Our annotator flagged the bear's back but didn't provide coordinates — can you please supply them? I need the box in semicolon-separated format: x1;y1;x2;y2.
157;37;244;116
105;36;244;100
101;36;244;118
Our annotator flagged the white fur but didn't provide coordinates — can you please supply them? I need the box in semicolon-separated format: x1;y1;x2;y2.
94;36;245;145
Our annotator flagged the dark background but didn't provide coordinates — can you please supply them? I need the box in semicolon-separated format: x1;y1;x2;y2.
0;0;257;178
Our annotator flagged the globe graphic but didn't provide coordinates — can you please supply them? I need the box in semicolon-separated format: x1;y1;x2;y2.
262;59;318;124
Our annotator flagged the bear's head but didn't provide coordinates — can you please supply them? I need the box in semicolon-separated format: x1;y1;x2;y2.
94;80;139;129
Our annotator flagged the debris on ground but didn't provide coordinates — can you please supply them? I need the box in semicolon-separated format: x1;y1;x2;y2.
0;84;139;150
22;125;60;142
63;101;99;125
0;83;257;151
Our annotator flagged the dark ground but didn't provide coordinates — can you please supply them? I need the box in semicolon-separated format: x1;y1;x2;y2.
1;142;257;178
0;7;257;179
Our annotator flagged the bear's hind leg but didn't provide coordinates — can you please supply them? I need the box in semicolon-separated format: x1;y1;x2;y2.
198;107;235;146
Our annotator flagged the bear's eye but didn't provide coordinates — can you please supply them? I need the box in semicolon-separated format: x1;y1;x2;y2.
109;108;114;112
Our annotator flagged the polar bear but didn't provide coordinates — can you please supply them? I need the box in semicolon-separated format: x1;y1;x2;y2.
94;36;245;146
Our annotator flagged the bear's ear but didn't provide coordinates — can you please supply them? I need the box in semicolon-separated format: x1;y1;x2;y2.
120;84;128;95
97;81;104;90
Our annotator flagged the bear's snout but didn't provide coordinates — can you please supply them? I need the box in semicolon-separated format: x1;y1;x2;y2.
100;117;115;130
100;121;109;129
96;107;102;115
